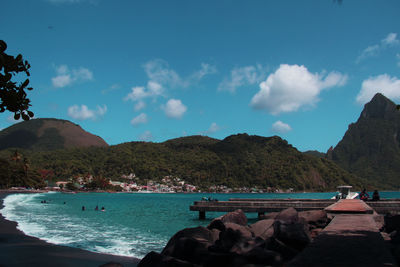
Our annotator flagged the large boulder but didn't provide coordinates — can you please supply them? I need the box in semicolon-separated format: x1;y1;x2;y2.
208;219;226;232
161;226;214;264
259;211;279;220
230;236;265;255
298;210;328;228
224;222;253;239
210;228;244;253
273;220;311;251
249;219;275;240
138;251;199;267
209;209;248;227
275;207;299;224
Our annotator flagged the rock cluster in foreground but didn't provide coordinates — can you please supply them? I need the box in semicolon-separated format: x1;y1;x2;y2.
138;208;330;267
383;214;400;264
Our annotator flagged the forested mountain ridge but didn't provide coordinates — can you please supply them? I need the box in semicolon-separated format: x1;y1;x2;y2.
332;93;400;189
0;118;108;150
0;133;365;191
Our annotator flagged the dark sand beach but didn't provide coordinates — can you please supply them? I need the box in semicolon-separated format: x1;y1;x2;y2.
0;191;140;267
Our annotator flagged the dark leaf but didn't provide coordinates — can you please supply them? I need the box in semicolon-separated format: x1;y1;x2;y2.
21;113;29;121
14;113;20;120
27;111;34;117
22;79;29;88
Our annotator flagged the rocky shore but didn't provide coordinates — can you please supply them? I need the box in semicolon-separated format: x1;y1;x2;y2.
138;208;330;267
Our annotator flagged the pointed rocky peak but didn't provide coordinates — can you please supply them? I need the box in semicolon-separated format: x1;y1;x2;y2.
359;93;398;121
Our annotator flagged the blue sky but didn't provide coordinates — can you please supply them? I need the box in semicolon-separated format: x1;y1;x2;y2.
1;0;400;152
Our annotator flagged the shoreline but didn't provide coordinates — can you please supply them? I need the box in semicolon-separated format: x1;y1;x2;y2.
0;191;140;267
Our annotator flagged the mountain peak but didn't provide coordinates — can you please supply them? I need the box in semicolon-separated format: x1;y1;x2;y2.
332;93;400;189
360;93;398;121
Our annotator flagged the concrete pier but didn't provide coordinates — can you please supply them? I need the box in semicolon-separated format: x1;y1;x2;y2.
190;198;400;219
289;213;396;266
190;199;336;219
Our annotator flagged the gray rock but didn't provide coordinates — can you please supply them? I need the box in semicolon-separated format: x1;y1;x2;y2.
275;207;299;224
161;226;214;264
259;212;279;220
224;222;253;239
250;219;275;240
298;210;328;228
217;209;248;226
273;220;311;251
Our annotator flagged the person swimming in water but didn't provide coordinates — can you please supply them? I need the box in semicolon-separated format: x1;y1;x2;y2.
95;205;99;211
101;206;105;212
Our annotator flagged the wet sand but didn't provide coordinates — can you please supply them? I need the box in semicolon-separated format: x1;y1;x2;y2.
0;191;140;267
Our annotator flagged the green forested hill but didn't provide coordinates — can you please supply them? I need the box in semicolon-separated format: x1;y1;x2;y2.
0;118;108;151
0;134;365;191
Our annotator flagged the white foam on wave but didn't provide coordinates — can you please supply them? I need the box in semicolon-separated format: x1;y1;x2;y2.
1;193;168;259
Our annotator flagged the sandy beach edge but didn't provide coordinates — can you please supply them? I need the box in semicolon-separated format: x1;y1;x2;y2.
0;191;140;267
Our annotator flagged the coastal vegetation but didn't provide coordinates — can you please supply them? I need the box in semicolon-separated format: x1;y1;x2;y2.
0;129;365;191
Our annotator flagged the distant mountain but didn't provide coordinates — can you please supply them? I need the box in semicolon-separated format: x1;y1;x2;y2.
17;133;363;191
332;93;400;189
0;118;108;151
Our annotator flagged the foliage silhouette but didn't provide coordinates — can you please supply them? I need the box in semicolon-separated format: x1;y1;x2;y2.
0;40;34;120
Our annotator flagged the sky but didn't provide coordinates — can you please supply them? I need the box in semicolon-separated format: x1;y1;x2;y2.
1;0;400;152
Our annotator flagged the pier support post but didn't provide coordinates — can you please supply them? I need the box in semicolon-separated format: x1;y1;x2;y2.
199;211;206;220
258;212;265;219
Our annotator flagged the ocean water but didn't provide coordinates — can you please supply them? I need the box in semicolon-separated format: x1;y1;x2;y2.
2;191;400;259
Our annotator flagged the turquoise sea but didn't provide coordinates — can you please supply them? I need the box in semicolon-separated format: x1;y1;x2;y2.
2;191;400;259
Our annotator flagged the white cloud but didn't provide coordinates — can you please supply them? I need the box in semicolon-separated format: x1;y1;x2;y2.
397;54;400;67
124;86;148;101
271;121;292;134
382;33;400;46
134;101;146;111
201;122;221;135
163;99;187;119
123;84;164;102
131;113;148;126
250;64;347;114
357;33;400;63
144;59;183;88
67;104;107;120
147;81;163;95
52;65;93;88
218;64;267;93
138;130;153;141
190;63;217;81
73;67;93;81
356;74;400;104
52;74;72;88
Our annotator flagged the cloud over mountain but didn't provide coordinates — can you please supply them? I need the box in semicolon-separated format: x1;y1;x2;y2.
250;64;347;114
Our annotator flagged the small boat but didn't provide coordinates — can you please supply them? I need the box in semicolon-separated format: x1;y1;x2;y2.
331;185;359;200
